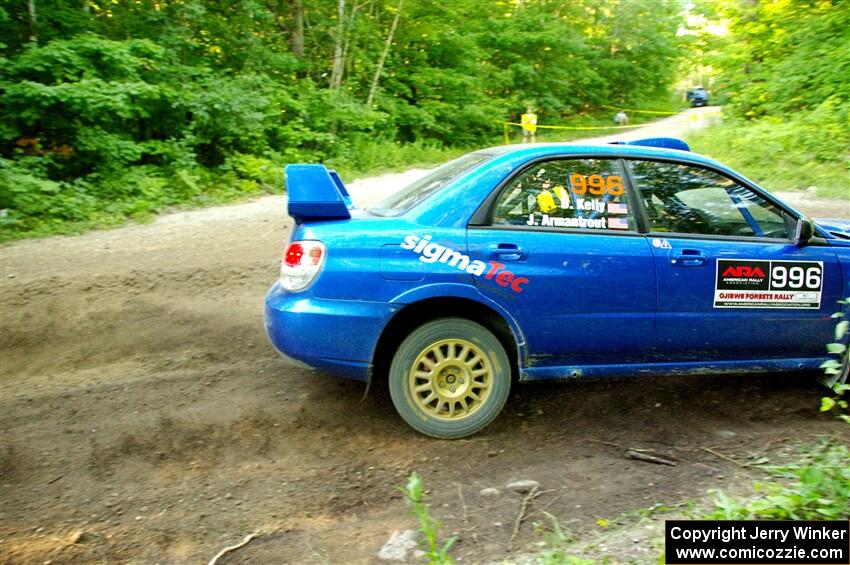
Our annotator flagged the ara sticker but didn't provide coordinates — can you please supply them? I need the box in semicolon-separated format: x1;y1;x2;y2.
714;259;823;309
652;238;672;249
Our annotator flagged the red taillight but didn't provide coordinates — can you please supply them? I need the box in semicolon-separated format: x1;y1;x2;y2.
280;241;326;291
285;243;304;266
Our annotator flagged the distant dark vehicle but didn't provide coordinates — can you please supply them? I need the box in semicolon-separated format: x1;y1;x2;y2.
687;87;709;107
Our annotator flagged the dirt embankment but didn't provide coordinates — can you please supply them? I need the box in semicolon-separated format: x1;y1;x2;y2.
2;114;848;564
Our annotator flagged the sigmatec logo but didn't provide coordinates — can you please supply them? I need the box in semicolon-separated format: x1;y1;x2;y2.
401;234;528;293
722;266;766;278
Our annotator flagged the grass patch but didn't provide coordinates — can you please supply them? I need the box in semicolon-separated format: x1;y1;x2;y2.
703;441;850;521
686;101;849;200
525;441;850;564
326;139;468;181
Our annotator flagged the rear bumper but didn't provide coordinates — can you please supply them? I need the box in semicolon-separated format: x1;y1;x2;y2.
263;283;399;382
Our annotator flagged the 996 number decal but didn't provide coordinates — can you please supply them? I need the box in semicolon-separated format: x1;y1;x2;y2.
770;264;822;290
715;259;823;309
569;174;624;196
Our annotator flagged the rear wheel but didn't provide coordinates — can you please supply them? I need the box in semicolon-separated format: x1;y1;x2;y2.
388;318;511;439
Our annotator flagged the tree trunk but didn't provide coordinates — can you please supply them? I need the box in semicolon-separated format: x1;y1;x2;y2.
291;0;304;57
366;0;403;106
28;0;38;43
329;0;346;89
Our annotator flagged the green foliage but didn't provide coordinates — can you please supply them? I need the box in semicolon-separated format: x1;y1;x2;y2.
703;442;850;520
820;296;850;424
0;0;685;239
531;512;597;565
328;139;464;180
401;473;455;565
535;554;597;565
686;99;850;199
694;0;850;118
683;0;849;199
523;443;849;563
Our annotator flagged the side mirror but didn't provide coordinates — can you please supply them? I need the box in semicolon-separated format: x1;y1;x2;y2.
795;217;814;245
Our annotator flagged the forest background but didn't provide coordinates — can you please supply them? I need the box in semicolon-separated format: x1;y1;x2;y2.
1;0;847;239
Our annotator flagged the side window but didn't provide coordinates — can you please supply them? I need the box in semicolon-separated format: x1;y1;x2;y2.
628;160;791;238
492;159;637;232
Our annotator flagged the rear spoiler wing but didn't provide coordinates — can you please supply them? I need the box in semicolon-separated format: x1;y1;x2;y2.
285;164;353;223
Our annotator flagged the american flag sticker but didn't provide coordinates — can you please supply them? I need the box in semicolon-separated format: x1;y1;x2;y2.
607;202;629;215
608;217;629;230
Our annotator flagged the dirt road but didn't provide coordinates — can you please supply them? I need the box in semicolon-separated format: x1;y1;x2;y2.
1;113;847;564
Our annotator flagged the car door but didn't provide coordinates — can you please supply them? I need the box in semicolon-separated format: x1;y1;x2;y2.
467;157;656;368
626;158;842;361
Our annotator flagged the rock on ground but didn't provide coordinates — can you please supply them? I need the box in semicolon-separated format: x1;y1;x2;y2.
378;529;419;562
505;480;540;494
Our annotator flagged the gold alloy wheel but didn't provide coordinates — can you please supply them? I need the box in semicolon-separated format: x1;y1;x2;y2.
409;338;493;421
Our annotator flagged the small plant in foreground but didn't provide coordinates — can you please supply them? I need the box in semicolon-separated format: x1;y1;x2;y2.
401;473;456;565
532;511;597;565
820;296;850;424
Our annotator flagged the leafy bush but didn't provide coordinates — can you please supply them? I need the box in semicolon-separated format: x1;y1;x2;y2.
703;0;850;119
0;1;686;239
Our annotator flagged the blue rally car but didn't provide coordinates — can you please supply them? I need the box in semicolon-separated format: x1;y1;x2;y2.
265;138;850;438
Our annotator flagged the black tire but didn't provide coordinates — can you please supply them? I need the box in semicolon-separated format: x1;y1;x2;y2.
388;318;511;439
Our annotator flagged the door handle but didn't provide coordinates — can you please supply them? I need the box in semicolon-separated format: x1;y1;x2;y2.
671;249;707;266
488;243;524;261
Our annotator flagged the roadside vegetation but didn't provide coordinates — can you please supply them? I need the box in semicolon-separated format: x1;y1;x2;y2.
700;442;849;522
687;104;848;200
5;1;843;241
821;296;850;423
405;442;850;564
0;0;685;240
684;0;849;200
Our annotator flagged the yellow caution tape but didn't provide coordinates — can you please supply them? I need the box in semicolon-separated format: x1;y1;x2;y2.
502;109;722;136
504;121;649;131
600;104;680;115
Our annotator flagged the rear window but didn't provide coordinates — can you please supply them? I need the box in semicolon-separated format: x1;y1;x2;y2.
367;153;491;216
